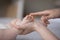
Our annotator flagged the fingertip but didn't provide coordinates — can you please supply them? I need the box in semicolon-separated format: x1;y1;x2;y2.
29;13;33;15
40;16;49;26
28;15;34;21
30;13;38;16
25;15;29;18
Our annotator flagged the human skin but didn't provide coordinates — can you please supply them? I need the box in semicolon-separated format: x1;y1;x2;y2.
0;24;21;40
0;15;59;40
0;28;18;40
0;15;34;40
33;16;59;40
10;15;34;35
30;8;60;22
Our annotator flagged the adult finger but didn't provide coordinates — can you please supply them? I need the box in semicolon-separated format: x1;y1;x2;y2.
30;11;49;16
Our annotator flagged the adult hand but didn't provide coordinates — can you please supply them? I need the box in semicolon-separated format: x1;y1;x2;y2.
9;15;34;35
30;9;60;19
20;15;34;35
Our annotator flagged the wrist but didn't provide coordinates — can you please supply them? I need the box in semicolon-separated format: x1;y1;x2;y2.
35;26;48;34
7;24;22;35
34;25;47;31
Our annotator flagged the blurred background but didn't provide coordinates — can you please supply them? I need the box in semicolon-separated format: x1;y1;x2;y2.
0;0;60;19
0;0;60;40
0;0;60;23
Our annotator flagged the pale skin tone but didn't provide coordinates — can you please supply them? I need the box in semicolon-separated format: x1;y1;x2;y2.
11;15;59;40
5;15;59;40
0;15;59;40
34;16;59;40
0;15;34;40
0;8;60;40
30;8;60;22
30;8;60;40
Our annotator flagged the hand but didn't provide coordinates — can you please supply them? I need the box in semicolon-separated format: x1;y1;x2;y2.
30;9;60;25
30;9;60;19
33;17;59;40
34;16;48;30
40;16;50;26
9;15;34;35
8;19;23;34
20;15;34;35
